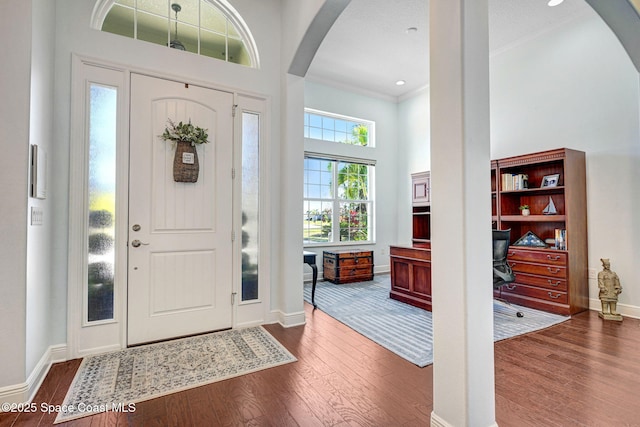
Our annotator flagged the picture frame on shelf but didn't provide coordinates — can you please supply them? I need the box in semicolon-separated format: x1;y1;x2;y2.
541;173;560;188
512;230;547;248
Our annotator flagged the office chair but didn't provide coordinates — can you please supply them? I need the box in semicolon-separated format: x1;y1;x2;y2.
493;229;524;318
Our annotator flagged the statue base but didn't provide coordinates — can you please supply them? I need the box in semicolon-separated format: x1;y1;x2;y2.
598;312;623;321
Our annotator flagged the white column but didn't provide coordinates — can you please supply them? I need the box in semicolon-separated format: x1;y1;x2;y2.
279;73;306;325
429;1;496;426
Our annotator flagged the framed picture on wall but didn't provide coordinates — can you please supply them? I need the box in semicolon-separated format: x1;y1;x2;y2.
541;173;560;188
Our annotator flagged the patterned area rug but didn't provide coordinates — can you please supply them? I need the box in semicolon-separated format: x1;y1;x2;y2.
304;275;569;367
55;326;296;424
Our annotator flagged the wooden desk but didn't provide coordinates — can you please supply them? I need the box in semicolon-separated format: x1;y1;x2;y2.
303;251;318;308
389;244;432;311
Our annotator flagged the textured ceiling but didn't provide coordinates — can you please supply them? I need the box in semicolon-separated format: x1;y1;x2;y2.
306;0;593;100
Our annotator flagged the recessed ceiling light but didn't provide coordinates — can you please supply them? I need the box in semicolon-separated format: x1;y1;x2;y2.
396;80;406;86
547;0;564;6
405;27;418;34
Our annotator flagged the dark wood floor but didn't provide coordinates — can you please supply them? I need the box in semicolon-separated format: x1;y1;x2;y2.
2;304;639;426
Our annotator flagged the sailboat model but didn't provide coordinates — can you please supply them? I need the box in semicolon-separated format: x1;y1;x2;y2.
543;197;557;215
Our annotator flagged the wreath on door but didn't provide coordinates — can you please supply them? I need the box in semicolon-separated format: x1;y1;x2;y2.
160;119;209;183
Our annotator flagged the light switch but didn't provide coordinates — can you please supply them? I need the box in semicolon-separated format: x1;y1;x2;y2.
31;206;44;226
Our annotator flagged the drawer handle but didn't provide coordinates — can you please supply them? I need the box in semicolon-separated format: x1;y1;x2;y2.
547;255;561;261
548;292;562;299
508;252;515;256
351;268;356;275
505;284;517;291
548;280;561;287
510;262;517;267
547;267;561;274
355;257;359;264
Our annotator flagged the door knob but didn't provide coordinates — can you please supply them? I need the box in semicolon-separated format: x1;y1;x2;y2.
131;239;149;247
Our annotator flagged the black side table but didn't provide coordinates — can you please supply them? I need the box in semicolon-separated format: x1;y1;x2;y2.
303;251;318;308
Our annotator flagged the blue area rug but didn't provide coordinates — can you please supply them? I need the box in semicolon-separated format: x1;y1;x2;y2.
304;275;569;367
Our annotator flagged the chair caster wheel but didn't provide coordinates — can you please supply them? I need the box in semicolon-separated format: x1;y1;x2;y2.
517;312;524;318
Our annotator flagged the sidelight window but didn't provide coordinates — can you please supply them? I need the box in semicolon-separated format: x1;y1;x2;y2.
87;84;117;322
241;111;260;301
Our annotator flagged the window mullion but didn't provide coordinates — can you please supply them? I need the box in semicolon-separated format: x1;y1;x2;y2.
332;162;340;243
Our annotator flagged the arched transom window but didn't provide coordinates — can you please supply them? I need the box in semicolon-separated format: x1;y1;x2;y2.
93;0;259;67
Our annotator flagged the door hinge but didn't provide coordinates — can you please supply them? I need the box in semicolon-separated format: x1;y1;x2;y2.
232;168;235;179
231;230;235;242
232;104;238;117
231;292;238;305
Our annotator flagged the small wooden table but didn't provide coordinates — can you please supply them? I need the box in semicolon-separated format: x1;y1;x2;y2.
303;251;318;308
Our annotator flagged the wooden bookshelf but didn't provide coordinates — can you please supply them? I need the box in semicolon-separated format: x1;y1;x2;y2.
496;148;588;315
390;148;588;316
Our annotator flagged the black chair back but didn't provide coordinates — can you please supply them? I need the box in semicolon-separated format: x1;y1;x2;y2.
493;229;515;288
493;229;511;264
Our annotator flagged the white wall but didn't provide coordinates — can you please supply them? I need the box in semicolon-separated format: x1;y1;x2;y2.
281;0;327;69
0;0;31;387
397;88;431;244
303;80;399;274
0;0;57;393
489;11;640;312
25;0;56;379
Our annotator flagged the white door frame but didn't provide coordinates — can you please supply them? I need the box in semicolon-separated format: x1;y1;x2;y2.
67;55;271;359
127;73;234;345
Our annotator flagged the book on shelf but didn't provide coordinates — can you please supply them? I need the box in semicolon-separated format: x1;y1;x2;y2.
501;173;528;191
554;228;567;250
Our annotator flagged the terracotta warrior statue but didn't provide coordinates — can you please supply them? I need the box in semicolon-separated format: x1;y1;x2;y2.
598;258;623;321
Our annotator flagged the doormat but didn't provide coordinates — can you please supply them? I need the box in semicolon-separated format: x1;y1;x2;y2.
55;326;296;424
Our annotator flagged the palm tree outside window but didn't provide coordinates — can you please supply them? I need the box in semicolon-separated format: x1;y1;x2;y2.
303;111;375;245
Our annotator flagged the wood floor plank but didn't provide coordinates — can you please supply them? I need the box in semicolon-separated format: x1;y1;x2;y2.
164;392;193;427
183;386;219;426
135;397;166;427
0;413;16;427
10;306;640;426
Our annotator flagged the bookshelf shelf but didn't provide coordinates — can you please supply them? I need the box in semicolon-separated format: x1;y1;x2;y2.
500;186;565;196
500;215;566;222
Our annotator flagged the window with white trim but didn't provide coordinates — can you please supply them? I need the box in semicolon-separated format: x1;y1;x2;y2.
98;0;259;67
303;110;375;246
304;110;373;146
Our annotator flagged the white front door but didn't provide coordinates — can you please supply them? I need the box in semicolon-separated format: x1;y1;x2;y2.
128;73;233;345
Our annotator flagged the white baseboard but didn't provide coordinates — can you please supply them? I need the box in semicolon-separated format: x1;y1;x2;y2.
430;411;452;427
270;309;306;328
77;344;122;358
236;319;267;329
589;298;640;319
49;344;68;364
0;344;68;407
431;411;498;427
